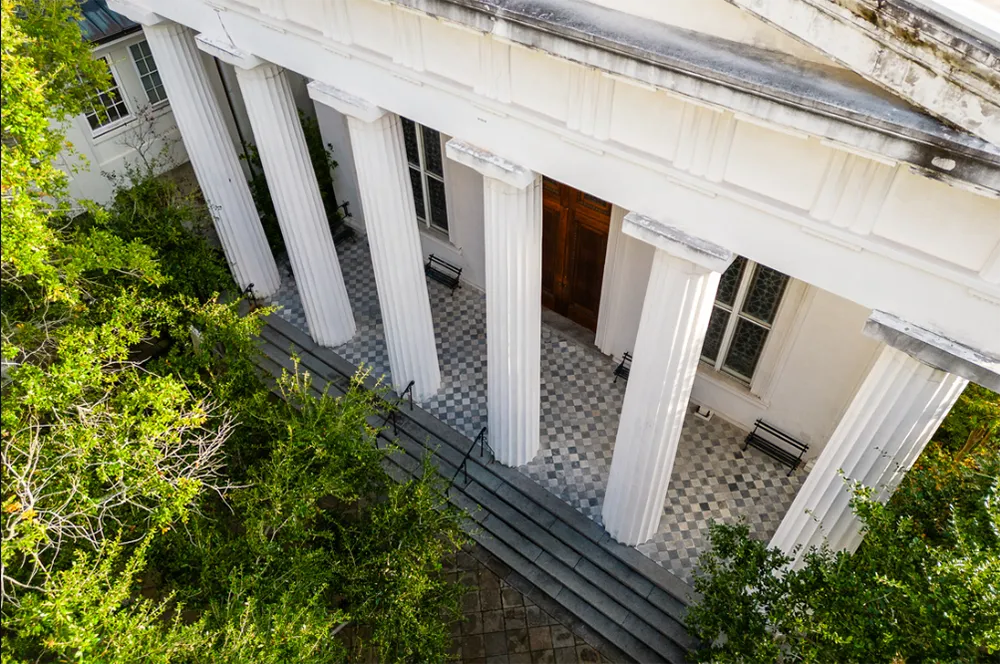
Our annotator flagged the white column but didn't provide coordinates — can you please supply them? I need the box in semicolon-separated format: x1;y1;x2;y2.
137;21;279;297
228;61;355;347
446;139;542;466
602;214;734;545
771;345;967;565
307;83;440;400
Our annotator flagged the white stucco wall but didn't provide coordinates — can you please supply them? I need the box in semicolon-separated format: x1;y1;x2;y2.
314;102;366;231
64;31;250;206
687;284;883;456
64;32;186;204
596;211;883;454
408;132;487;292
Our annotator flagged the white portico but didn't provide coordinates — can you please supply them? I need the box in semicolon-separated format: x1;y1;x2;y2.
107;0;1000;589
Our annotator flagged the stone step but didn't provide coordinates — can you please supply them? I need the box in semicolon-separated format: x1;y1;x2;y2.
257;315;699;663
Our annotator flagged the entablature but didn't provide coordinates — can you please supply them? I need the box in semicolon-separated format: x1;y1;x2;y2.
108;0;1000;357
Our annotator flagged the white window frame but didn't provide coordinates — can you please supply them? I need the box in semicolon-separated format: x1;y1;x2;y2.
84;56;132;136
702;259;787;385
127;39;168;106
403;119;449;235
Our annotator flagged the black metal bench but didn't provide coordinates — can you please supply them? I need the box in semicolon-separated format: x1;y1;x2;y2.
329;201;356;245
331;221;355;245
613;352;632;383
425;254;462;292
743;419;808;476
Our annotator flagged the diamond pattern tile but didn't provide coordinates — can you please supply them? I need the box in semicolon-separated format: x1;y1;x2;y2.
269;238;804;584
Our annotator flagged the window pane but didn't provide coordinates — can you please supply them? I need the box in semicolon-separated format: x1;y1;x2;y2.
700;306;730;362
716;256;746;306
723;318;769;381
421;125;443;177
408;167;425;221
741;264;788;325
401;117;420;168
427;176;449;232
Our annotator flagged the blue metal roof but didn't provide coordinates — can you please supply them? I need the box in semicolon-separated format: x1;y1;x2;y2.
78;0;140;44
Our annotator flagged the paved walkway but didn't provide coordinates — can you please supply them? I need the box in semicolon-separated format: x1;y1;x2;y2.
269;237;803;583
448;546;612;663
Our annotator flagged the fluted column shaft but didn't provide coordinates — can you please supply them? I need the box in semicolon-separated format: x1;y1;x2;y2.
141;22;279;296
234;64;355;347
771;346;966;565
602;247;723;544
484;176;543;466
443;138;542;465
346;112;440;401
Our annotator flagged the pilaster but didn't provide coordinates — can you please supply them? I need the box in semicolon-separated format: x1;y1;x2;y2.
139;21;279;297
602;213;733;545
232;63;356;346
447;139;542;466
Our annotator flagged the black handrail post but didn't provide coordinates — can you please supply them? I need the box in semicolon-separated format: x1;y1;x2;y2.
448;426;489;494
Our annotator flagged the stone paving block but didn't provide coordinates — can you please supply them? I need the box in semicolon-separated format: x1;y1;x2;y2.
529;626;554;651
484;630;509;657
483;608;505;632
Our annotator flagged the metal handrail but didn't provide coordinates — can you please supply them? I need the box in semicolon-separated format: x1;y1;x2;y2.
380;380;415;435
241;282;260;311
449;426;490;490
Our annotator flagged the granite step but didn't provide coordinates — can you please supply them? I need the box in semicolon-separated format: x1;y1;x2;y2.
257;314;700;663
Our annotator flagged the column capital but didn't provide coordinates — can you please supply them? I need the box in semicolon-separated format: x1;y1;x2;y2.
194;35;266;70
623;212;734;273
307;82;386;123
863;310;1000;390
106;0;165;24
445;139;537;189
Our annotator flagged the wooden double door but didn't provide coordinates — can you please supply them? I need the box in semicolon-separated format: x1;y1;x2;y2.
541;178;613;332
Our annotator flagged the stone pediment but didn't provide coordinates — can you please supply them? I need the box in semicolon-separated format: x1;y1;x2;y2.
724;0;1000;146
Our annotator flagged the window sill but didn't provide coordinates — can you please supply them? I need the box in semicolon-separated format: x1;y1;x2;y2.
419;225;456;249
90;100;172;143
90;118;134;142
695;363;770;408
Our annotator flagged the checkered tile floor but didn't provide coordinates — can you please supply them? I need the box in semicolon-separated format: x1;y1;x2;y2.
269;238;804;583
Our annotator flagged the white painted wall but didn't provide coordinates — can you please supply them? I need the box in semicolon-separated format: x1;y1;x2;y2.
330;123;488;291
597;209;882;453
408;132;488;291
314;102;365;230
595;210;654;359
688;283;882;456
64;32;188;204
64;30;252;206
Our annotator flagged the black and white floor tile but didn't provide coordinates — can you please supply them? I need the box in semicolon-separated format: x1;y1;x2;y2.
269;239;804;583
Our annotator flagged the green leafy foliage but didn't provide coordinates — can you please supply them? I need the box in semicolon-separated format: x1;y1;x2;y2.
688;405;1000;663
1;0;131;302
3;3;467;661
7;539;210;663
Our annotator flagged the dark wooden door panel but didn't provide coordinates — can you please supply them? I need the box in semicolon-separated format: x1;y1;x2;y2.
541;203;563;311
566;222;609;330
540;178;611;332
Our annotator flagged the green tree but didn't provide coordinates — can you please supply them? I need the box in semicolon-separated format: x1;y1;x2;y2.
2;4;468;662
687;388;1000;663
